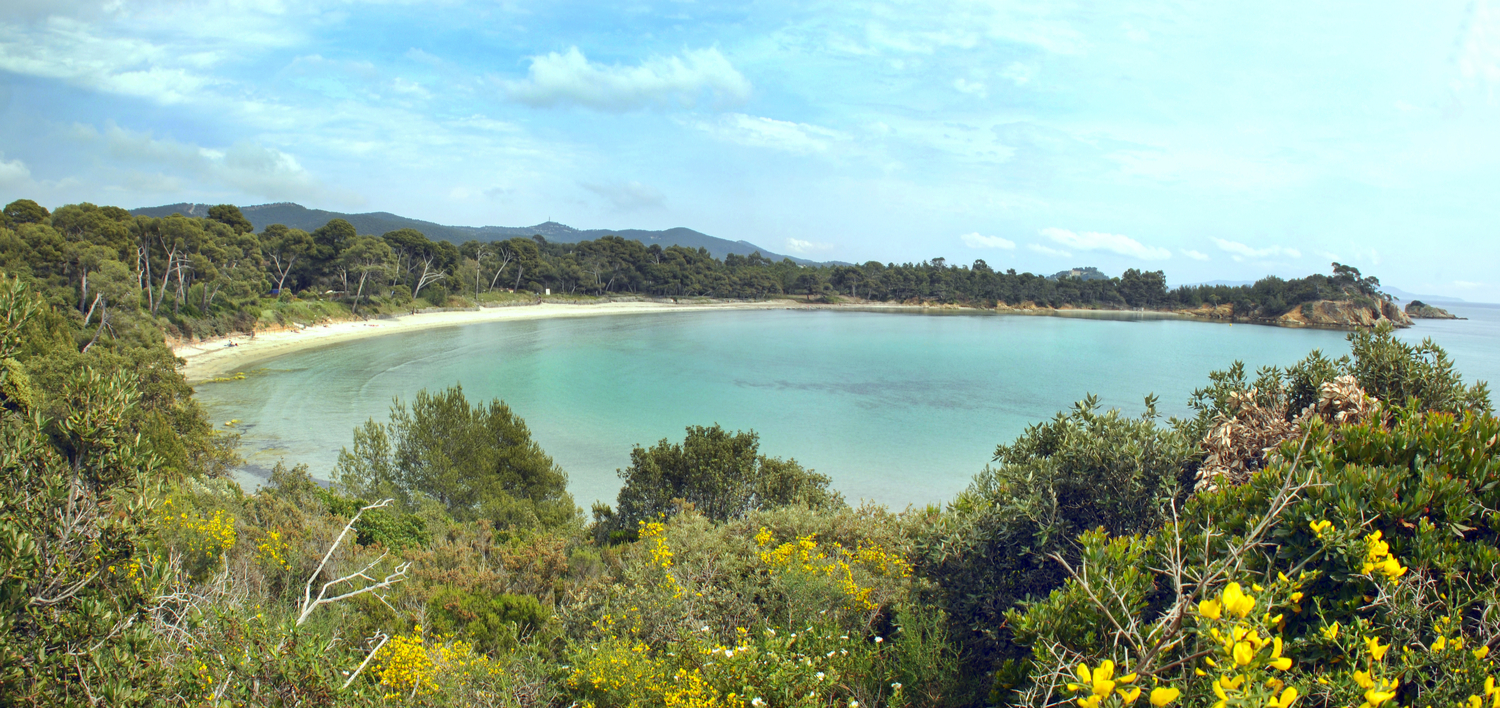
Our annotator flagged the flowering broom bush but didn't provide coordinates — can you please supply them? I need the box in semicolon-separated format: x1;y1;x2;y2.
1004;402;1500;707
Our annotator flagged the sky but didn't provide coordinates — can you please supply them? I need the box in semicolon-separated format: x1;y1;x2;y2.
1;1;1498;300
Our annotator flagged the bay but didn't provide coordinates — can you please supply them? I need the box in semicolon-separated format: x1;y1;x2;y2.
196;306;1499;509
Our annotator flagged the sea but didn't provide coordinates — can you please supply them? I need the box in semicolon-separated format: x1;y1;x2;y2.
195;302;1500;509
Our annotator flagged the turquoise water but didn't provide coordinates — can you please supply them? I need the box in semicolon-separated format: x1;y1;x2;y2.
196;307;1497;509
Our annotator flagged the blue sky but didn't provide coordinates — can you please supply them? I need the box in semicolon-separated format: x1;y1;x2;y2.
1;1;1498;300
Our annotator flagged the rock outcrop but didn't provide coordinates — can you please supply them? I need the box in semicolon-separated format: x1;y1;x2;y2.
1180;299;1410;329
1404;300;1461;319
1275;299;1411;328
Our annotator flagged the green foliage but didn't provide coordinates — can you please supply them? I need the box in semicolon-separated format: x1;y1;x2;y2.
422;282;448;306
564;505;960;707
1185;324;1491;439
207;204;254;234
3;198;49;225
0;278;171;704
924;395;1195;690
610;424;844;533
1347;323;1492;414
1007;405;1500;707
335;384;580;532
425;586;550;653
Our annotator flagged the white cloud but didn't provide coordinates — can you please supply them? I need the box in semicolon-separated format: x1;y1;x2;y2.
1180;249;1210;261
74;122;336;201
1454;280;1487;289
0;154;31;187
405;48;443;66
690;114;845;154
786;238;833;253
501;47;751;111
1212;238;1302;262
1001;62;1037;86
0;18;216;103
389;77;431;99
1028;243;1071;257
1041;227;1171;260
450;115;523;133
953;78;987;98
582;180;665;211
960;232;1015;249
1454;0;1500;103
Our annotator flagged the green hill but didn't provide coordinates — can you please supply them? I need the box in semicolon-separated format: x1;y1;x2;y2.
129;202;825;265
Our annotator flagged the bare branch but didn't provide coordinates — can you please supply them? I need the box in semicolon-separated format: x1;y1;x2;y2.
297;499;408;626
342;631;391;690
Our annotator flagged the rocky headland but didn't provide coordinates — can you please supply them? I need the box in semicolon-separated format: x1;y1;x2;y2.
1404;300;1462;319
1179;298;1412;328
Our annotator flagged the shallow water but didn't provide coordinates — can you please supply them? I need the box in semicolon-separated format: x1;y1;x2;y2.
196;306;1498;509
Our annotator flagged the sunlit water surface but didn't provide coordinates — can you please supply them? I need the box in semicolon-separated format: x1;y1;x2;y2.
197;304;1500;509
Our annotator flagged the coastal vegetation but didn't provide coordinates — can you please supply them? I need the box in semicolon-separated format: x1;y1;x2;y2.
0;199;1406;350
2;197;1497;707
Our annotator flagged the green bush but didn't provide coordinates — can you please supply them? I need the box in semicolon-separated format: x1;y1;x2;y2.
334;384;579;532
606;423;844;537
425;587;550;653
1005;406;1500;707
923;394;1195;694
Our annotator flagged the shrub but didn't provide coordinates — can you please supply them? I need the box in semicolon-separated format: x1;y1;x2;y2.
334;384;580;532
923;395;1195;691
1005;405;1500;707
425;587;550;654
607;424;844;536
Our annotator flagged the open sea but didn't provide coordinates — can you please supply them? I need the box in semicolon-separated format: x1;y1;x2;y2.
196;303;1500;509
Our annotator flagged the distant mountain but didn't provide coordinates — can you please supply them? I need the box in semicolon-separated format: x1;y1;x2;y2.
130;202;823;265
1379;285;1466;304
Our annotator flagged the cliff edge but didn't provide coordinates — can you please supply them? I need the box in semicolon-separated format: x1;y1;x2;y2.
1181;299;1411;328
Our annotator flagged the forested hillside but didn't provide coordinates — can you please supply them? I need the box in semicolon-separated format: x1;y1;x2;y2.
2;198;1407;349
129;202;820;265
6;196;1495;707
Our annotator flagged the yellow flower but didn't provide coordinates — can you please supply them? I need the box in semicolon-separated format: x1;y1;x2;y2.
1222;583;1255;618
1365;636;1390;662
1233;642;1255;667
1199;599;1222;620
1119;687;1142;704
1431;636;1447;652
1321;622;1340;641
1149;687;1180;707
1091;660;1117;698
1475;646;1491;660
1362;680;1399;708
1267;686;1299;708
1309;520;1333;537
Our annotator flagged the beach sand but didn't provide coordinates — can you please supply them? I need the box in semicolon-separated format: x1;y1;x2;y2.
173;300;802;381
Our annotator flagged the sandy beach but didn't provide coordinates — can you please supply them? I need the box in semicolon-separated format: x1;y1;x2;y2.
173;299;802;381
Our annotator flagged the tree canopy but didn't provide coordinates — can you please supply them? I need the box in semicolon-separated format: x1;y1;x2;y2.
335;384;579;531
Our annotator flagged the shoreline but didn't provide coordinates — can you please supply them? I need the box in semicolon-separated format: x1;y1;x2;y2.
174;297;1399;382
175;300;801;382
